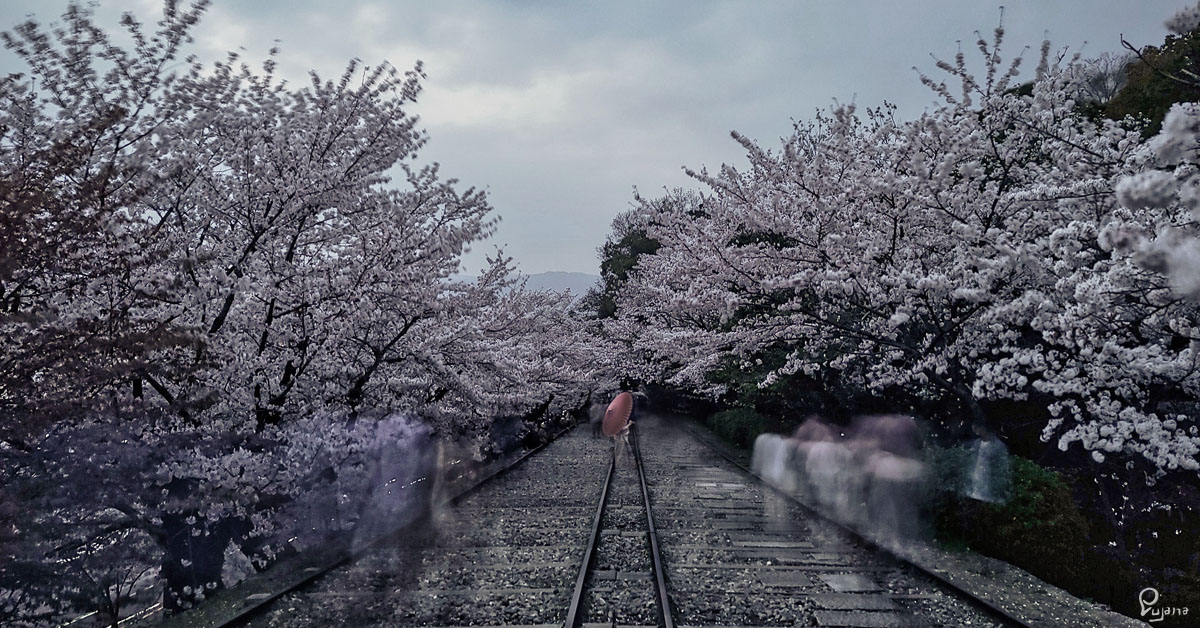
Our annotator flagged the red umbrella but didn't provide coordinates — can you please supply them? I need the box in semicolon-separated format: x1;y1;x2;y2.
602;392;633;437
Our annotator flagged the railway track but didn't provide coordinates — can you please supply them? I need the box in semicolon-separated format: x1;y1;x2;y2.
226;416;1023;628
562;423;672;628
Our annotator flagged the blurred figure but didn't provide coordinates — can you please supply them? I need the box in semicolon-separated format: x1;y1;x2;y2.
352;417;437;553
750;432;774;477
863;447;926;543
792;415;837;442
790;416;836;501
804;424;853;520
612;420;634;467
589;399;607;438
964;421;1012;504
853;414;927;544
752;432;800;492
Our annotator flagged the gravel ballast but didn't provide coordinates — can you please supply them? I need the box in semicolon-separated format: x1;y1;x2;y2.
240;428;612;627
207;414;1139;628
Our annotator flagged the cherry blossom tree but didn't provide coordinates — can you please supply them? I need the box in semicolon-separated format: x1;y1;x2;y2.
0;1;206;440
1;1;601;622
607;25;1200;478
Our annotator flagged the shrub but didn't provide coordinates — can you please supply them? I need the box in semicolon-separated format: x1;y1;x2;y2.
928;448;1090;587
706;407;766;448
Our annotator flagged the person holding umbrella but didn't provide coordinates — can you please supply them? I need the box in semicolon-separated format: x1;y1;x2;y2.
602;391;635;464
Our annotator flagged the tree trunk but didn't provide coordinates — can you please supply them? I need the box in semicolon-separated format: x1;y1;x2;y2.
160;478;251;614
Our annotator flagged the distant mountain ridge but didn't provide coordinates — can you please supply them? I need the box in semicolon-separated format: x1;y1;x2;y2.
450;271;600;295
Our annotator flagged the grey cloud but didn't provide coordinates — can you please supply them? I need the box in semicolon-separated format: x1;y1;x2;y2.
0;0;1186;273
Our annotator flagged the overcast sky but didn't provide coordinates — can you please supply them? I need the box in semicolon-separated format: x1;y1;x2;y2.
0;1;1187;274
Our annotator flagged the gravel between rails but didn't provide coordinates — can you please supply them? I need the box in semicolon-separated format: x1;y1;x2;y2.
601;504;644;528
576;438;659;625
582;581;658;625
594;534;651;571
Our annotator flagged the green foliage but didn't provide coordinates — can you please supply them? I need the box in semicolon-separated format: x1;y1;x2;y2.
927;446;1090;588
597;229;659;318
706;407;766;448
706;347;826;421
708;349;788;407
601;229;661;280
1104;30;1200;136
1004;81;1034;98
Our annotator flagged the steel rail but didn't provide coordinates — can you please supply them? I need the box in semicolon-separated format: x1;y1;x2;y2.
563;453;616;628
166;424;578;628
632;422;676;628
680;421;1034;628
